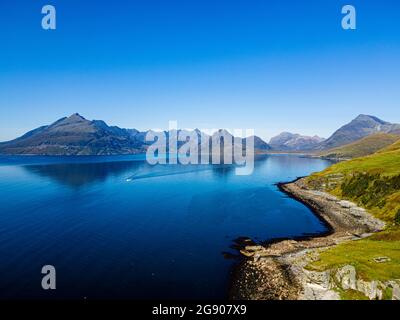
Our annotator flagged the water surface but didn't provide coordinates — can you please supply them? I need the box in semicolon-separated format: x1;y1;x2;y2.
0;154;331;299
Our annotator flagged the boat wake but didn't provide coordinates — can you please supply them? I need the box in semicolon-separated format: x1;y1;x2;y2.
125;165;229;182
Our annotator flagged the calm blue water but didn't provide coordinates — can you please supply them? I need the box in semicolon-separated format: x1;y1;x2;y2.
0;154;331;299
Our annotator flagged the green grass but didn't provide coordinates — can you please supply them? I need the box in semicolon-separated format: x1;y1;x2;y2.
377;138;400;153
320;133;399;159
305;139;400;295
307;229;400;282
337;286;393;300
312;149;400;178
338;288;370;300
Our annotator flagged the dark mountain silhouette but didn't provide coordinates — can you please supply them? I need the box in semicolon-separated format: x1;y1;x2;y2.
0;114;149;155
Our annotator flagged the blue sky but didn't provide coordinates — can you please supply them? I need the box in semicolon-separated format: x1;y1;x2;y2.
0;0;399;141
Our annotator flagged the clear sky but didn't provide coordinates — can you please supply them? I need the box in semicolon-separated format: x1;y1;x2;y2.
0;0;399;142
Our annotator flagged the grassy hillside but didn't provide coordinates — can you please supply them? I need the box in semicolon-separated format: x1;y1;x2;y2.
309;229;400;281
377;138;400;153
308;139;400;221
319;133;399;159
306;139;400;295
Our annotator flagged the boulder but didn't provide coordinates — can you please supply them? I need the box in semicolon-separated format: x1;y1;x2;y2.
387;281;400;300
304;270;332;289
302;283;340;300
356;279;382;300
336;265;357;290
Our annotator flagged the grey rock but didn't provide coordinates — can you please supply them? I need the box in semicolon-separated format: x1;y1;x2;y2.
392;284;400;300
336;265;357;290
304;270;332;289
302;283;340;300
356;279;381;300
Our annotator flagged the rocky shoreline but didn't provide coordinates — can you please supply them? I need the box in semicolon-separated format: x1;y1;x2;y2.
230;177;389;300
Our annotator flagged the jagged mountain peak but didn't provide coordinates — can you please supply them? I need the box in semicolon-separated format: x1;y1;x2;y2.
63;113;87;123
69;112;85;119
352;114;389;125
49;113;89;129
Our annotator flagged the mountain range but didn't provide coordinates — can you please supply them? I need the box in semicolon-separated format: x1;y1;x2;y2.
0;114;270;155
0;114;399;155
268;114;400;152
268;132;325;151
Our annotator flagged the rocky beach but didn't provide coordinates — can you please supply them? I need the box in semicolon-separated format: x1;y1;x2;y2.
229;177;400;300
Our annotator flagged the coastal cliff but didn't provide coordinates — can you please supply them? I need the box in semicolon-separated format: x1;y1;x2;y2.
230;178;400;300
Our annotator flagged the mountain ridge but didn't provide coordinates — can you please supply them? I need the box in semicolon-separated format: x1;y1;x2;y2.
316;114;400;150
0;114;149;155
0;114;271;155
1;113;399;155
269;132;325;151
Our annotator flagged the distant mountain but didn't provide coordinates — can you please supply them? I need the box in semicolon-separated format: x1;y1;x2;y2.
316;114;400;150
210;130;271;152
0;114;270;155
248;135;271;151
269;132;325;151
0;114;148;155
320;133;400;159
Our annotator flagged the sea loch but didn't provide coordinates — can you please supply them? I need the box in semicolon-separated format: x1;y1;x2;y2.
0;154;331;299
